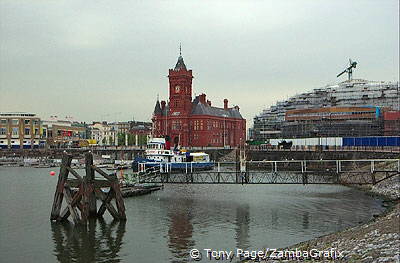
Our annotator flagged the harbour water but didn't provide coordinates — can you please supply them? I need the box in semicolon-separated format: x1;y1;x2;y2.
0;167;385;262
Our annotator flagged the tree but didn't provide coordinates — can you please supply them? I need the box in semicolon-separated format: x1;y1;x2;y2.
138;134;148;145
117;133;125;146
128;134;135;145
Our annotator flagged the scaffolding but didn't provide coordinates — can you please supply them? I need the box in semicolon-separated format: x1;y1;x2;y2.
252;80;400;141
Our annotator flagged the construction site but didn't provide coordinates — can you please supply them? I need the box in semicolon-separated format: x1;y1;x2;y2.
251;60;400;141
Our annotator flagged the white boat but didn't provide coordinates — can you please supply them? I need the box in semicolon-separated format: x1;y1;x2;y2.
132;138;214;171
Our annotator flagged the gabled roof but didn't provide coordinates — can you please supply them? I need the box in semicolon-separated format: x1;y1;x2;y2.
191;96;244;119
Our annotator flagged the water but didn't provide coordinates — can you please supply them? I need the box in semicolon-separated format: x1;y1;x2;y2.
0;167;384;262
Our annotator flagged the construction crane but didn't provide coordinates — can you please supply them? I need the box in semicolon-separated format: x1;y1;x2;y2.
337;59;357;81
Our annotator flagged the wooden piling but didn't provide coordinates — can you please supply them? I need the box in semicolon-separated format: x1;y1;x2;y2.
50;154;72;220
50;152;127;224
85;153;97;217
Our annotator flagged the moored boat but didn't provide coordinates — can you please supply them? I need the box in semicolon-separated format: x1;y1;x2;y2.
132;138;214;172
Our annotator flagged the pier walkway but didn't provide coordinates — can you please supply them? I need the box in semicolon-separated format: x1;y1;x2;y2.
136;159;400;185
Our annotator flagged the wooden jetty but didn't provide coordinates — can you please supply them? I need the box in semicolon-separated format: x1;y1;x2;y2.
121;185;162;197
50;152;126;224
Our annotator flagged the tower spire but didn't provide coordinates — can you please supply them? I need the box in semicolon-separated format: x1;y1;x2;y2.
174;43;187;71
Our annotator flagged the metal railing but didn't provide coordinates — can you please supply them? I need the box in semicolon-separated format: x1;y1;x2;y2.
136;159;400;185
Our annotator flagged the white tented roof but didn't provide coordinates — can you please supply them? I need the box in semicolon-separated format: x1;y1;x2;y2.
190;152;208;156
148;138;166;144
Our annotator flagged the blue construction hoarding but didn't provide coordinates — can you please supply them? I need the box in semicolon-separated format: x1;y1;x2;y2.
343;136;400;147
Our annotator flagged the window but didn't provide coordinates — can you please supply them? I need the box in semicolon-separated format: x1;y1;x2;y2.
0;128;6;135
42;129;47;137
194;120;200;130
25;128;30;135
12;127;18;135
12;119;19;125
34;128;39;135
33;120;39;125
0;119;7;124
172;120;181;130
24;119;30;125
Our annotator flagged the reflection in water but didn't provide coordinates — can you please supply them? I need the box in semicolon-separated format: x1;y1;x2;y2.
0;169;386;263
166;199;252;261
302;212;309;230
167;199;195;263
235;205;250;250
270;208;279;229
51;219;126;263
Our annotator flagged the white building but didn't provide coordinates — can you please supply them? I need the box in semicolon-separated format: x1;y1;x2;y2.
89;122;117;146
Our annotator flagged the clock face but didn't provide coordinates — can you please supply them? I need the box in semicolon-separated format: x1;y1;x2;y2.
175;85;181;93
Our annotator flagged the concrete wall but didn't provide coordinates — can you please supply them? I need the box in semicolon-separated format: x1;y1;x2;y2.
0;148;398;161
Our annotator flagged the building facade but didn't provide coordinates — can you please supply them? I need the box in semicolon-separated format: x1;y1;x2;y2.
129;121;152;146
283;106;383;138
43;118;87;148
0;112;44;149
383;111;400;136
152;54;246;148
90;122;117;146
252;79;400;141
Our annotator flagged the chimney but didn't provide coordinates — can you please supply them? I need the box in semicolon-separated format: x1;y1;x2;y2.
207;100;212;106
234;105;240;111
224;99;228;110
199;94;206;104
161;100;166;110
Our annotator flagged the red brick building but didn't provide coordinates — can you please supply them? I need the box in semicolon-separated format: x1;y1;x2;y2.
152;53;246;147
383;111;400;136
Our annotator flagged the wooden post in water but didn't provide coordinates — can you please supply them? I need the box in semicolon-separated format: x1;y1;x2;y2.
50;154;72;220
50;152;127;224
113;180;126;220
85;153;97;217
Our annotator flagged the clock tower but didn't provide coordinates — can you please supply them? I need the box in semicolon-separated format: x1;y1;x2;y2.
152;49;246;148
168;50;193;116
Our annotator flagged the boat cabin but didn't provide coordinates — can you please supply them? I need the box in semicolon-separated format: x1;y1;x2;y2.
144;138;210;164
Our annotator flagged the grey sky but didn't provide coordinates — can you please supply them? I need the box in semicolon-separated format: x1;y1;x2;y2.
0;0;398;126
